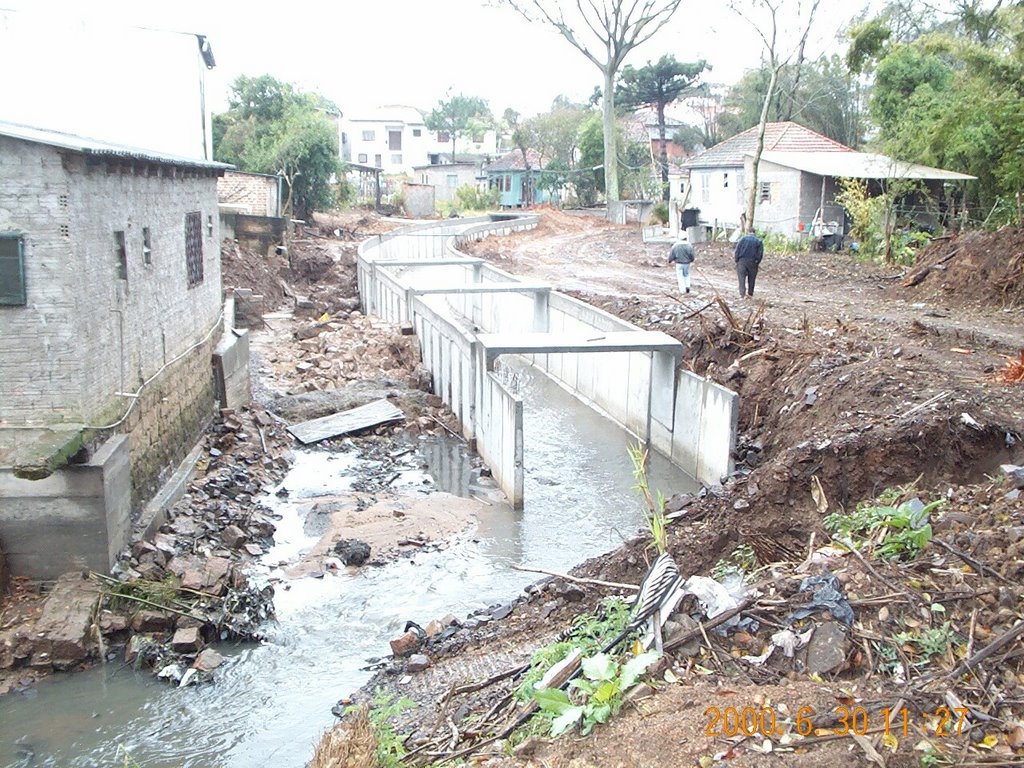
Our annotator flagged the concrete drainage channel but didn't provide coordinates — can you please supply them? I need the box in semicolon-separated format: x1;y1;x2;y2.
357;213;740;503
0;216;734;766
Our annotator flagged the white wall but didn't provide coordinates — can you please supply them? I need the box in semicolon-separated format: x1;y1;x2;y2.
0;11;211;159
689;166;746;229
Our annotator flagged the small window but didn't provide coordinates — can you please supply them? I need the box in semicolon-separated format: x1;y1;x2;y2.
357;153;368;164
412;128;422;137
391;153;403;165
437;131;450;144
759;182;771;203
361;130;375;141
446;174;458;188
700;174;710;203
142;227;152;264
388;130;402;151
207;214;214;237
374;154;382;167
114;230;128;281
723;172;729;188
0;232;26;305
185;211;203;287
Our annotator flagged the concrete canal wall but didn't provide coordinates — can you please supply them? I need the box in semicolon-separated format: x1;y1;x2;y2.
357;214;738;507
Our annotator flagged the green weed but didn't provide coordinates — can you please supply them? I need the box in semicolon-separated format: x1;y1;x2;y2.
344;689;415;768
876;622;958;675
628;442;668;554
825;496;944;561
532;651;660;737
711;543;758;581
515;598;632;703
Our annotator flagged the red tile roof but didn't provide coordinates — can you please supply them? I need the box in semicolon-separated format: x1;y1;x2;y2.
683;121;853;168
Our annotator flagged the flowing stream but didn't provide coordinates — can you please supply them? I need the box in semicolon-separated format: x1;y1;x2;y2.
0;359;697;767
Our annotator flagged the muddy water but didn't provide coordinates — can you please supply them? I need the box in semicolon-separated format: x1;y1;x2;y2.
0;360;696;768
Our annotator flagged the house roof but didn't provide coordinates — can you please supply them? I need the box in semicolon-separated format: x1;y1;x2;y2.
0;120;233;171
760;151;976;181
346;105;426;125
485;149;546;172
684;122;853;168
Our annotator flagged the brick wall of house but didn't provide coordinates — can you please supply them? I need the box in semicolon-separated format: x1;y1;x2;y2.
0;136;225;507
217;171;279;216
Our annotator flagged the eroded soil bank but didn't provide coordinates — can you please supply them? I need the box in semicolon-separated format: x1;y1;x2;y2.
316;210;1024;768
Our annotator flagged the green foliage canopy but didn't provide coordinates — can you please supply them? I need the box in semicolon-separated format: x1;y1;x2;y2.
425;93;493;162
213;74;341;220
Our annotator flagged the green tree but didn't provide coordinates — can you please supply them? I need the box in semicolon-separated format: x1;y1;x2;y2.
425;92;492;162
616;55;708;199
213;74;340;220
502;0;683;205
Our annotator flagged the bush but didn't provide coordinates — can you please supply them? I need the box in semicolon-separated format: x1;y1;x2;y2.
455;184;500;212
649;201;669;225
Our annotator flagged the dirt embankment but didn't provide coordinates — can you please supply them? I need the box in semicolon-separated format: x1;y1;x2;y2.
318;211;1024;768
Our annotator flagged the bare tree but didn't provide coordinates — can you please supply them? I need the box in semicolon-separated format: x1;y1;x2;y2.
732;0;822;232
501;0;683;205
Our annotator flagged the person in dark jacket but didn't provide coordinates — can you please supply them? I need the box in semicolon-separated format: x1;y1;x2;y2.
734;232;764;298
668;232;695;295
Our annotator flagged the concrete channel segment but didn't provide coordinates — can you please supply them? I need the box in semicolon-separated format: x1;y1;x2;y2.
357;214;739;508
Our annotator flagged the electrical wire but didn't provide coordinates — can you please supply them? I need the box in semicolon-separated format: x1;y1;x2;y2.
84;310;225;431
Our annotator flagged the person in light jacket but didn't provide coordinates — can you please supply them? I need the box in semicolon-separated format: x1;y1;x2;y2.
668;232;695;296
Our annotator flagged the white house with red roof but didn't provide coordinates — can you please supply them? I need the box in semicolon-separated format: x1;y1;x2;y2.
681;122;973;239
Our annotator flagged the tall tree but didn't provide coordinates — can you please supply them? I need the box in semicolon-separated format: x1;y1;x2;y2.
501;0;683;207
213;74;340;220
731;0;822;231
617;55;708;200
425;92;492;162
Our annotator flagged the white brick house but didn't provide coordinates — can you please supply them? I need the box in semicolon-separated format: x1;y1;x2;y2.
0;120;232;577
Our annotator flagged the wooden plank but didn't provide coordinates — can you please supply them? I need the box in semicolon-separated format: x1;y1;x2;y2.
287;398;404;444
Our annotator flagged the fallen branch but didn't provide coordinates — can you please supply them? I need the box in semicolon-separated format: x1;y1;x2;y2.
932;538;1012;584
509;564;638;591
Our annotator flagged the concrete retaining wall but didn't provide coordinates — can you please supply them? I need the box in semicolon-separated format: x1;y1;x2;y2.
356;213;738;505
0;435;130;579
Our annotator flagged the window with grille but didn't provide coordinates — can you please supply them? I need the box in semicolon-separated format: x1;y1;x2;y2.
185;211;203;287
759;182;771;203
700;174;710;203
142;227;152;265
362;130;375;141
0;233;26;305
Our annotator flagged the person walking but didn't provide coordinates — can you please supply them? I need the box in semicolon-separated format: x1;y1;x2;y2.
668;232;695;296
734;232;764;298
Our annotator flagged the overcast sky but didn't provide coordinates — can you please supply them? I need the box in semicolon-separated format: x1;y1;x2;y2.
0;0;857;153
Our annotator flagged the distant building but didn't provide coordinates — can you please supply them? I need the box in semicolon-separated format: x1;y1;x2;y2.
343;105;438;175
217;170;282;217
0;121;240;578
414;162;483;205
485;150;553;208
681;122;974;239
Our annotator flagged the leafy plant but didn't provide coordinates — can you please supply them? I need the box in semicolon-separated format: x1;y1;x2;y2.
346;689;415;768
711;543;758;581
650;200;669;225
876;622;957;676
825;497;944;560
454;184;500;212
628;442;668;554
532;651;660;736
515;598;632;702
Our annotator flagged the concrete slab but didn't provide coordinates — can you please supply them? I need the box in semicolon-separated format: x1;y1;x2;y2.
410;283;551;296
478;331;683;370
32;571;100;669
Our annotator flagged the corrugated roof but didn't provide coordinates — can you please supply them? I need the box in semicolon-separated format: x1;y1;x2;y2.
0;120;232;170
684;122;853;168
346;105;426;125
760;151;976;181
485;149;546;172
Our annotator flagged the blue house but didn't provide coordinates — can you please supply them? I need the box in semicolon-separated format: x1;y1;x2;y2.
486;149;553;208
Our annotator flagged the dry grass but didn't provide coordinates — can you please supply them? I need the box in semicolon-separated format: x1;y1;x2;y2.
309;708;377;768
996;350;1024;384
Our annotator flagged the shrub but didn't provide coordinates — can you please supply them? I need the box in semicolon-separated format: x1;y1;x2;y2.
455;184;500;212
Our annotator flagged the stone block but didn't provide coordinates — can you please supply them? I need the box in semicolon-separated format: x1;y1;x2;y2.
131;610;174;634
221;525;247;549
32;572;100;668
171;626;204;654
